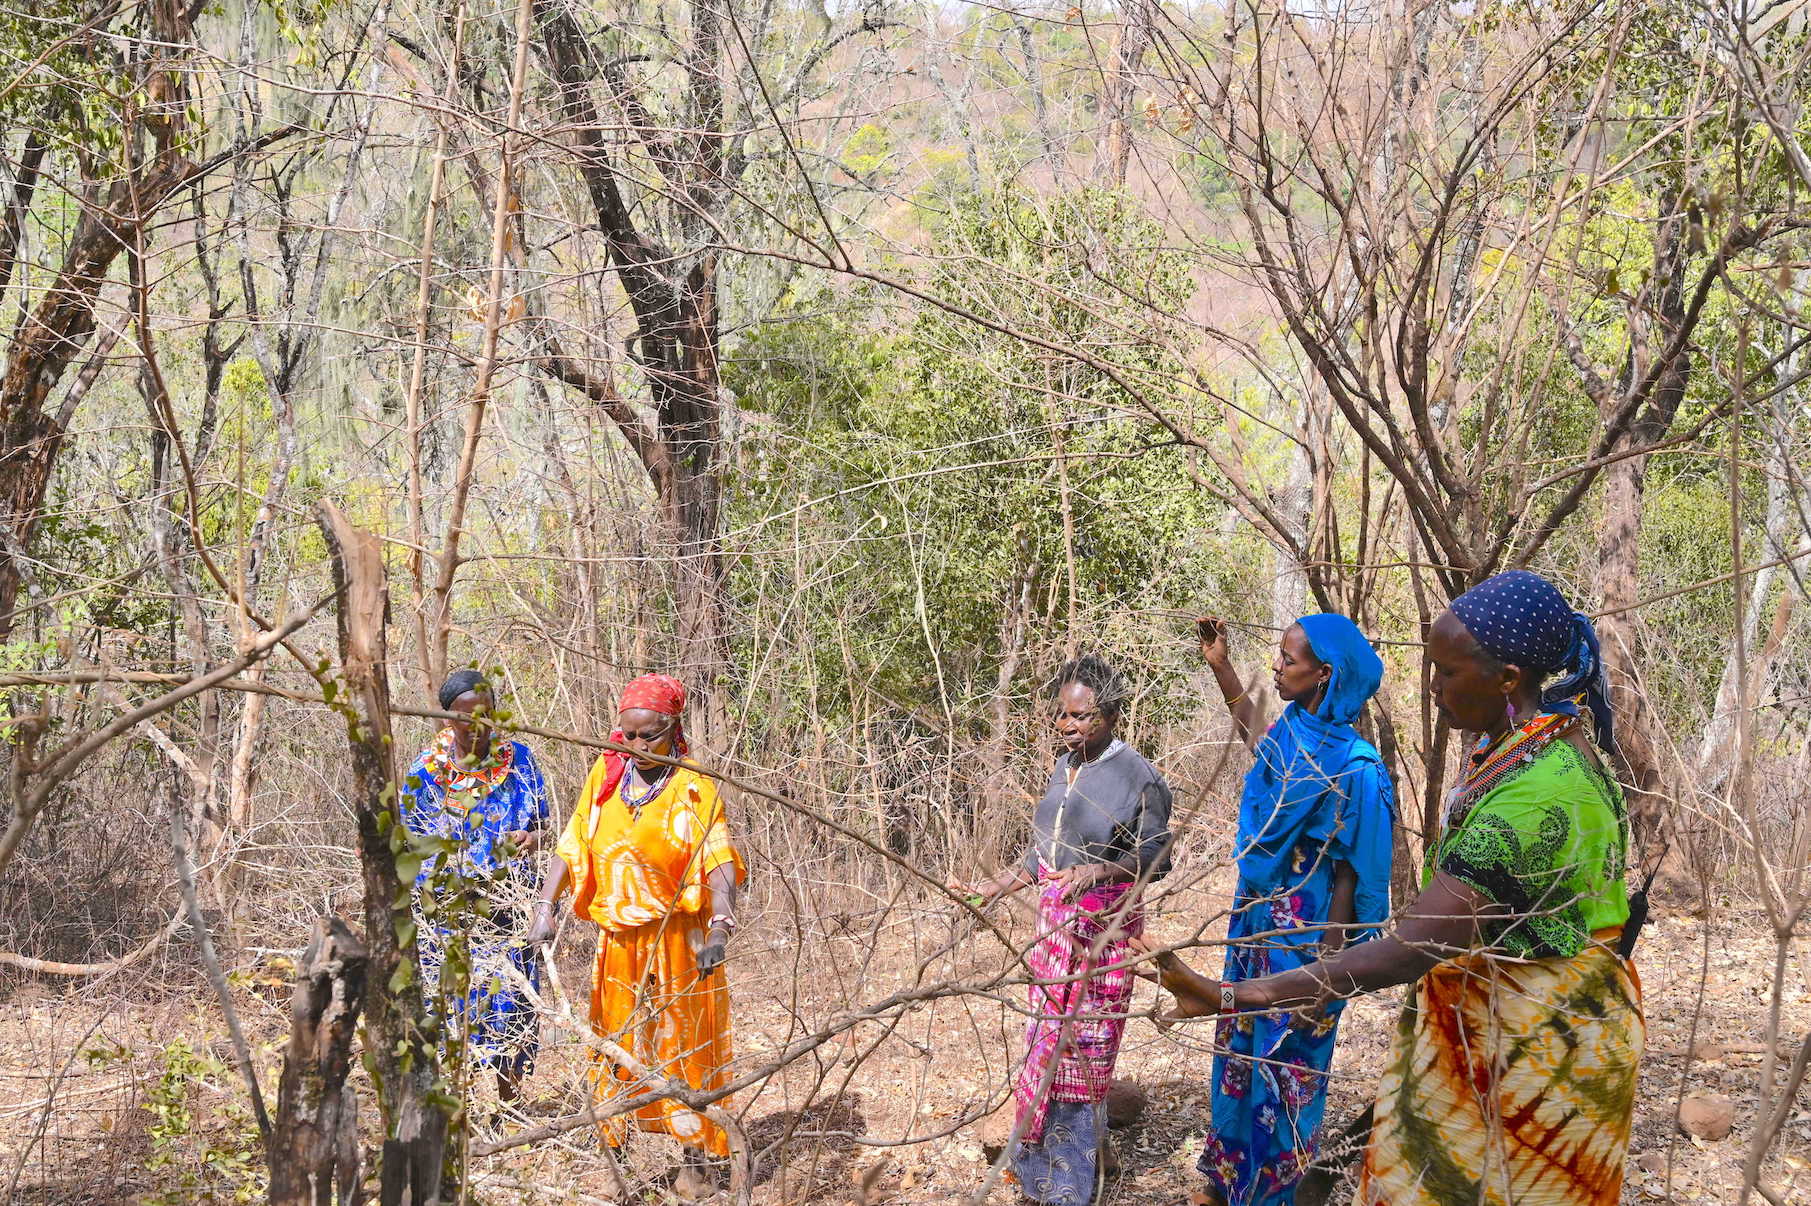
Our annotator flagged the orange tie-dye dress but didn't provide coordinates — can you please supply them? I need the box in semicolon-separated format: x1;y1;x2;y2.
555;756;745;1156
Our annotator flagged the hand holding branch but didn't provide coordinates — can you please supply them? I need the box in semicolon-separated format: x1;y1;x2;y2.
947;864;1031;906
1197;615;1259;750
1131;933;1225;1018
1197;615;1232;669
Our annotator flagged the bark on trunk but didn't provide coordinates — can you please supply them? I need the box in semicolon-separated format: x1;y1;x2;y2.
667;256;727;690
0;0;199;639
0;131;46;303
1595;447;1665;851
539;1;728;713
1694;466;1806;796
0;170;188;637
1098;0;1153;188
268;916;368;1206
315;501;450;1204
1591;190;1695;862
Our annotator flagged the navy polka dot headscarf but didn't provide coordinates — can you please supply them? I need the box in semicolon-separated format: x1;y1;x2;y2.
1450;570;1617;754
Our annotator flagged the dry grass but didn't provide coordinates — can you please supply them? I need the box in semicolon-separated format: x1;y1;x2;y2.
6;874;1811;1205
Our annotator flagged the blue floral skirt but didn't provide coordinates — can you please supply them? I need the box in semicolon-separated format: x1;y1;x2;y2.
417;910;541;1076
1199;882;1345;1206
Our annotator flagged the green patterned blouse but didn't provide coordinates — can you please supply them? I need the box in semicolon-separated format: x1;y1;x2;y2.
1434;737;1630;959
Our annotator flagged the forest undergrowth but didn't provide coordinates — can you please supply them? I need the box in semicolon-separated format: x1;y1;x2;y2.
5;871;1808;1205
2;0;1811;1201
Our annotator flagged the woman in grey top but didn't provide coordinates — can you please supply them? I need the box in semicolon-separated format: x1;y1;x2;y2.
953;655;1173;1204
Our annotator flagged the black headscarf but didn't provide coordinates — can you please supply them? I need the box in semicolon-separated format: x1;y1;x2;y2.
437;668;490;711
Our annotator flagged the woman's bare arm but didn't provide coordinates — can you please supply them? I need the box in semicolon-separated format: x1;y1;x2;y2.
1199;617;1261;751
1321;860;1360;956
527;855;570;944
1245;873;1496;1008
1149;874;1501;1017
953;863;1034;900
706;863;739;922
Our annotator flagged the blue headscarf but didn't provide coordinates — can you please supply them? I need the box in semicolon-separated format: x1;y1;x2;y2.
1234;614;1395;940
1450;570;1617;755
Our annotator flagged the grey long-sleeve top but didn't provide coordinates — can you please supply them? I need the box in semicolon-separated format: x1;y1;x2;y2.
1022;739;1173;880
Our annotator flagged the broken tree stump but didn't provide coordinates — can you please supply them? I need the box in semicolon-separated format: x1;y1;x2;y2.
317;500;450;1204
269;916;368;1206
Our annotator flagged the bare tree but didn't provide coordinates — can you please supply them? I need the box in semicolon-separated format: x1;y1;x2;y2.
0;0;290;638
1136;0;1805;836
530;0;895;720
317;500;451;1203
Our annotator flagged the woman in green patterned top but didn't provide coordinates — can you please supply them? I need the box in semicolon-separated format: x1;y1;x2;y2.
1144;570;1641;1206
1435;711;1628;958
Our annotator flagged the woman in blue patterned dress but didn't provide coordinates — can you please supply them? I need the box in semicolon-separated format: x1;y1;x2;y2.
1187;615;1395;1206
402;669;552;1102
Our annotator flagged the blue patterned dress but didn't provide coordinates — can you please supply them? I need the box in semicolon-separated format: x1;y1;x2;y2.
1199;615;1395;1206
401;729;551;1075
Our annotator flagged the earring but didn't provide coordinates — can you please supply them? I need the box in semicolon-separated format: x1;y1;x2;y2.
1505;697;1518;725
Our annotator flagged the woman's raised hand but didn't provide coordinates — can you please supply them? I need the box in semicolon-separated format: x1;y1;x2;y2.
1197;616;1231;668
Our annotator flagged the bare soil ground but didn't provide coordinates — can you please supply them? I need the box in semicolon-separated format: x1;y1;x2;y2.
4;891;1810;1205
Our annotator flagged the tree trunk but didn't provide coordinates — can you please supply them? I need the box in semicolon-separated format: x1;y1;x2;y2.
0;131;46;303
538;3;730;714
1694;449;1806;795
268;916;368;1206
1594;192;1695;862
1595;446;1665;855
666;257;728;693
315;501;450;1205
0;0;199;640
1098;0;1153;188
0;177;148;637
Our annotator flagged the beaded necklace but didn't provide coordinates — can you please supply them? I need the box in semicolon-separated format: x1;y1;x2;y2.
1443;710;1576;828
423;726;515;812
619;763;671;814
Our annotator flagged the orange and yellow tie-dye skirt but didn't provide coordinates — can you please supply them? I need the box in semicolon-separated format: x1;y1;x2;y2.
1357;936;1643;1206
588;912;733;1158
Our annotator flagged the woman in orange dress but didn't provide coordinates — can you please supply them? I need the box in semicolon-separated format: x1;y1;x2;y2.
529;674;744;1198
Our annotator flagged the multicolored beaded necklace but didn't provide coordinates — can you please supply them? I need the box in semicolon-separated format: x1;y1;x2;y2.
1443;709;1577;828
619;763;671;814
423;726;516;812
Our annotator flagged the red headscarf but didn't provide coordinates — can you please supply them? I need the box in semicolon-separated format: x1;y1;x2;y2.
618;673;687;722
590;673;691;810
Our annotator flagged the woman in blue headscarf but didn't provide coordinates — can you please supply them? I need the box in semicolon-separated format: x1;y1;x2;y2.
1149;574;1639;1206
1185;614;1394;1206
